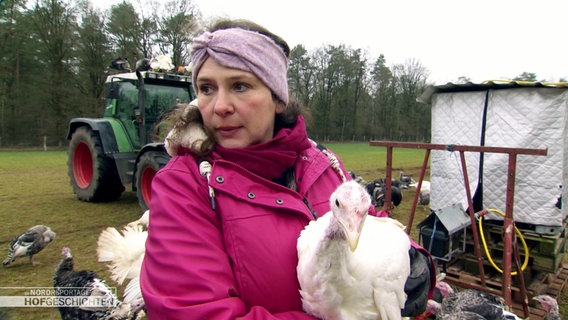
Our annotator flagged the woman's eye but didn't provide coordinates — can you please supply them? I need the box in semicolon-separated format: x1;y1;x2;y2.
233;82;249;92
198;85;213;95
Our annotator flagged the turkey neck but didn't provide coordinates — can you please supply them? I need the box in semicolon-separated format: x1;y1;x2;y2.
317;217;352;284
55;256;74;276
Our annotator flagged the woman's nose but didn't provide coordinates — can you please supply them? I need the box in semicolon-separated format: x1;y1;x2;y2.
213;89;235;116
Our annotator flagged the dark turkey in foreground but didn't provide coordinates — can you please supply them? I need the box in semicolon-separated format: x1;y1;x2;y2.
426;285;522;320
3;225;56;267
53;246;131;320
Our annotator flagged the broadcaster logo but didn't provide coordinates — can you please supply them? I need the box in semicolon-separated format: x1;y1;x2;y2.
0;287;119;308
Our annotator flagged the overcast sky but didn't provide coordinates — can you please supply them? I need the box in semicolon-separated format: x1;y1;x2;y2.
95;0;567;84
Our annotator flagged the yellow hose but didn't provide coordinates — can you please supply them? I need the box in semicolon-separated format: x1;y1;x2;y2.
478;208;529;275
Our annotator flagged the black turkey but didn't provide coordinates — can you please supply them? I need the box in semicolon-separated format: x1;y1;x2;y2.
54;247;131;320
109;57;131;72
3;225;56;267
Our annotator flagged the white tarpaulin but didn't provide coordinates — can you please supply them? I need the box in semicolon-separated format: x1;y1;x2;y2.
420;82;568;231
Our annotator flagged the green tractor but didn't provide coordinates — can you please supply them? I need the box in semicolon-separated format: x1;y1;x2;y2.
66;58;195;211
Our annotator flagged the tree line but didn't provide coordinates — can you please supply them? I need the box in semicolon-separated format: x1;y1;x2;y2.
0;0;545;147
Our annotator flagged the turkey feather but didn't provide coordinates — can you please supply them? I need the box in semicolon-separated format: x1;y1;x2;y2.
97;215;149;318
97;225;147;285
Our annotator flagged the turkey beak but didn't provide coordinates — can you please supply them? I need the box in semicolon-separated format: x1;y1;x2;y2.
346;213;366;251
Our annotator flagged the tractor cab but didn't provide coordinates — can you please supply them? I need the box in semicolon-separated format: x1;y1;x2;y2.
104;71;193;150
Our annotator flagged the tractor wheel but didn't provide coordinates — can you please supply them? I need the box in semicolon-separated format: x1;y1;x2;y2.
68;127;125;202
135;151;170;211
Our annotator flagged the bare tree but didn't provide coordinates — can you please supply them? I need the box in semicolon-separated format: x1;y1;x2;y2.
391;58;430;141
289;44;316;107
155;0;199;67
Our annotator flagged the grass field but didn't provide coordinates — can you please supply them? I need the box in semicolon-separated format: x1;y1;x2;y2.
0;150;141;319
0;144;566;319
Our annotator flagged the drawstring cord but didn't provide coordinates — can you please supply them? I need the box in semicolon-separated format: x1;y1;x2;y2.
199;160;215;210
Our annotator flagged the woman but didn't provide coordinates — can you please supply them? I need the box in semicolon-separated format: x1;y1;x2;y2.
140;18;434;319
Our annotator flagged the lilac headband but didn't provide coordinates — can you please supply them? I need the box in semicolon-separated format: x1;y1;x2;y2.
190;28;289;105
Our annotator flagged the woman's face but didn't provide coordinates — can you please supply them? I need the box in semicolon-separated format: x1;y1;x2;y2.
195;58;284;149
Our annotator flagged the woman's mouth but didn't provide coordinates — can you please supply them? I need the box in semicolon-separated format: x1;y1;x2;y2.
217;126;240;137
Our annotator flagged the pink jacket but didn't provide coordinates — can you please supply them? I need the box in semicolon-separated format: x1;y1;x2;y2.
141;143;353;319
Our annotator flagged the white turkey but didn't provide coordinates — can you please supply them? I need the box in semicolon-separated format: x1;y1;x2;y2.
297;180;411;320
126;210;150;229
425;282;522;320
54;246;131;320
149;55;174;72
409;180;430;191
409;180;430;206
97;214;149;317
533;294;560;320
3;225;56;267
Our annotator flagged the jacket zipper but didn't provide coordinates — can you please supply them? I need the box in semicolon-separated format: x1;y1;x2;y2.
303;198;318;219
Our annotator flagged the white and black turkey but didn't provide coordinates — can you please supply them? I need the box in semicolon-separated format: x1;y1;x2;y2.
54;247;132;320
3;225;56;267
426;284;522;320
399;171;416;189
409;180;430;206
533;294;560;320
297;180;411;320
97;213;149;317
364;178;403;209
109;57;131;72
